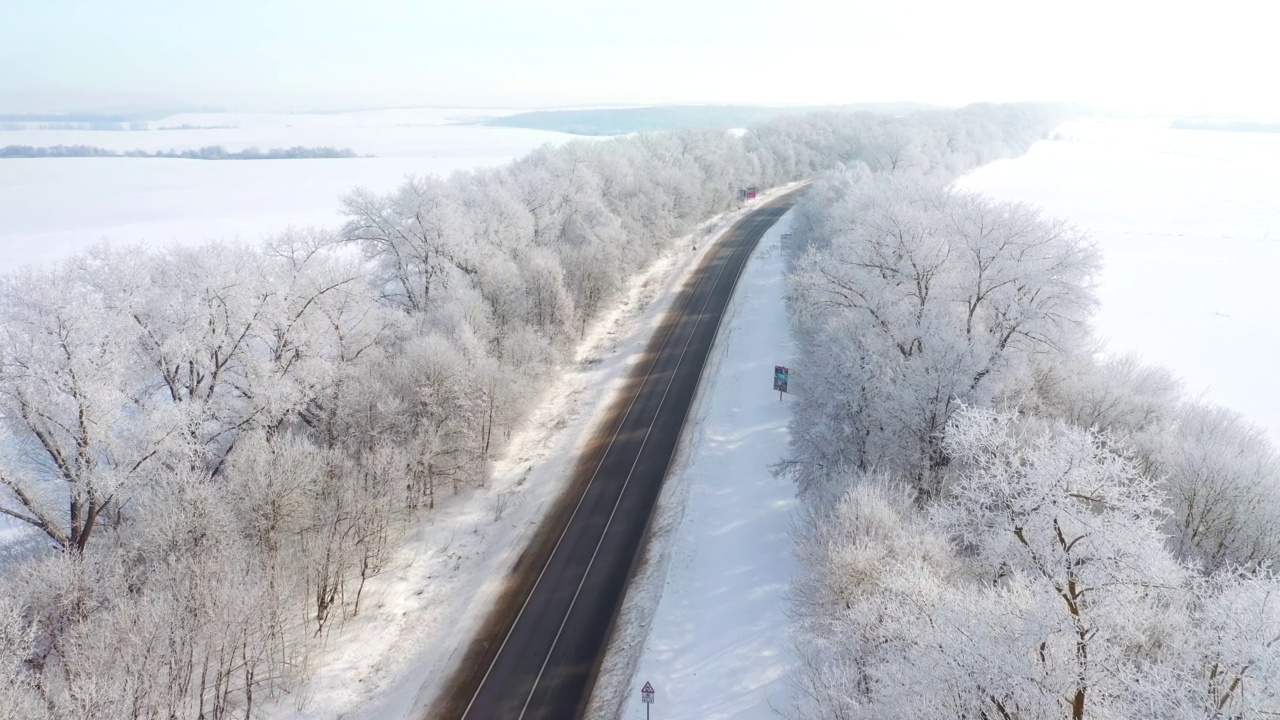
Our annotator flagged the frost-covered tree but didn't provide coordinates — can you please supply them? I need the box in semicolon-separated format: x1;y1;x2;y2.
1023;351;1182;437
342;176;475;312
0;597;41;720
931;410;1186;719
788;174;1098;493
1143;404;1280;572
790;409;1280;720
0;257;158;552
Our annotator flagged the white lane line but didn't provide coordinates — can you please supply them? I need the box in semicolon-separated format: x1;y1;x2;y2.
515;214;773;719
459;213;763;720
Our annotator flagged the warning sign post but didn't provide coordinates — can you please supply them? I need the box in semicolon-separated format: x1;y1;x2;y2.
641;681;655;718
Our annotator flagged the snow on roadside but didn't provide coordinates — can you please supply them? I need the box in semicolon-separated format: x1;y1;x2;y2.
587;210;799;720
266;184;804;720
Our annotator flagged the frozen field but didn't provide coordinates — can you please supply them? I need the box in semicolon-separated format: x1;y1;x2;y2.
0;108;574;268
958;118;1280;446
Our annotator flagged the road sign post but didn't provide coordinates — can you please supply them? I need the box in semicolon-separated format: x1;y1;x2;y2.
641;681;654;719
774;365;789;400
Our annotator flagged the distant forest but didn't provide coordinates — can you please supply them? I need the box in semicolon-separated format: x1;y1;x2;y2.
484;103;939;135
0;144;361;159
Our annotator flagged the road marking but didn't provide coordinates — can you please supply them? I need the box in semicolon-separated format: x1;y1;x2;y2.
459;211;766;720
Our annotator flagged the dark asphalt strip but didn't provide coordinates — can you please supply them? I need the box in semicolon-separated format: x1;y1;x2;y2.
451;196;799;720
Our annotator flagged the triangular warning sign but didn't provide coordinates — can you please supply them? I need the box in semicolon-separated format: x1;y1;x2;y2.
642;682;654;693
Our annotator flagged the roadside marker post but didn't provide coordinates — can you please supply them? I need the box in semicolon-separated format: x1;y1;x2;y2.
641;681;655;719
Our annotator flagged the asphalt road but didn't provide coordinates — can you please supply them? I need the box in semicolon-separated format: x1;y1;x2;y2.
450;193;800;720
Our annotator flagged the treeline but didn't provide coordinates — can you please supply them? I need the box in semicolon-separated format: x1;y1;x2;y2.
0;144;359;159
785;130;1280;716
0;104;1065;719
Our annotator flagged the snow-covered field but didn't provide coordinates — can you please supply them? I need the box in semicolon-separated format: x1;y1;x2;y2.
262;187;802;720
0;108;574;268
588;211;799;720
957;118;1280;446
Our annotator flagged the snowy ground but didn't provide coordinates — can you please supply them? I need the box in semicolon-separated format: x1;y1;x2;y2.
0;108;574;269
957;118;1280;447
263;186;803;720
587;211;800;720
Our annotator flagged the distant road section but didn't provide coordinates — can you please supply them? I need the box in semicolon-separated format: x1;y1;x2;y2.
434;192;801;720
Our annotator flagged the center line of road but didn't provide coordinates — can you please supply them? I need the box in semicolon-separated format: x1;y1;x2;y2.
514;215;767;720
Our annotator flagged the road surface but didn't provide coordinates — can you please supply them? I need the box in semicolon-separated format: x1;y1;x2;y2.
440;192;800;720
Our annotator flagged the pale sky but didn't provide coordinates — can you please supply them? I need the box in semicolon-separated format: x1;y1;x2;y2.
1;0;1275;115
